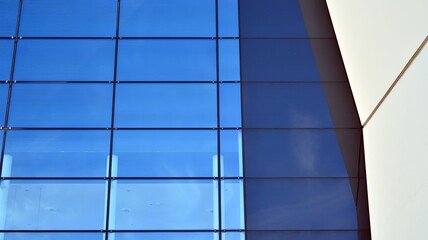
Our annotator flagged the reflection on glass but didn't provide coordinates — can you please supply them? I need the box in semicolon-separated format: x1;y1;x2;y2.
115;84;216;127
112;232;217;240
0;40;14;80
222;180;244;229
0;0;19;36
219;40;240;81
112;180;216;230
3;180;106;230
4;130;110;177
14;40;115;81
114;130;217;177
1;233;103;240
220;130;242;177
223;232;245;240
220;83;241;128
19;0;117;37
219;0;238;37
9;84;112;127
118;40;216;81
246;178;358;230
120;0;215;37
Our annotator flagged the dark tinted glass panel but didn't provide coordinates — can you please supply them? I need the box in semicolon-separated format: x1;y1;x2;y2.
4;130;110;177
246;178;358;230
112;180;215;230
0;40;13;80
247;231;361;240
113;130;217;177
14;40;115;81
219;40;240;81
245;129;360;177
241;39;320;81
222;180;244;229
221;130;242;177
2;233;103;240
115;84;216;127
9;84;112;127
242;83;336;128
20;0;116;37
120;0;215;37
220;83;241;128
2;180;106;230
118;40;216;81
219;0;238;37
0;0;19;36
112;233;217;240
240;0;308;37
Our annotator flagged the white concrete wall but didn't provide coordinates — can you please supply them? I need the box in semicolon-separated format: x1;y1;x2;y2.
326;1;428;239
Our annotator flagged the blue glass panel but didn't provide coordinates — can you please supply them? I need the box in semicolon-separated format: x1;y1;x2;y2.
9;84;112;127
239;0;308;38
219;0;238;37
115;84;216;127
118;40;216;81
222;180;244;229
2;233;103;240
0;0;19;36
245;130;360;177
112;180;215;230
220;83;241;128
241;39;319;81
223;232;245;240
247;231;362;240
220;130;242;177
20;0;117;37
120;0;215;37
242;83;335;128
112;233;217;240
4;130;110;177
3;180;106;230
14;40;115;81
246;178;358;230
0;40;14;80
114;130;217;177
219;40;240;81
0;84;8;126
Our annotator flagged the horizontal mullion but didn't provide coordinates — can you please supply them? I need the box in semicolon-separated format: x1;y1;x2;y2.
10;36;338;40
2;177;243;180
2;127;242;131
10;81;240;84
245;176;363;179
0;229;369;233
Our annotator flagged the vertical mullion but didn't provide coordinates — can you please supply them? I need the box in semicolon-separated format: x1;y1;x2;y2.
236;0;248;238
105;0;121;239
215;0;222;239
0;0;23;179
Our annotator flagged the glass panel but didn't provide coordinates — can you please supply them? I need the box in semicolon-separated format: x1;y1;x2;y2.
2;180;106;230
247;231;361;240
0;84;8;126
1;233;104;240
112;232;217;240
117;40;216;81
115;84;216;127
245;178;358;230
220;83;241;128
112;180;216;230
4;130;110;177
219;0;238;37
219;40;240;81
239;0;308;38
20;0;117;37
0;0;19;36
220;130;242;177
222;180;244;229
9;84;112;128
0;40;14;80
113;130;217;177
14;40;115;81
244;129;361;177
120;0;215;37
223;232;245;240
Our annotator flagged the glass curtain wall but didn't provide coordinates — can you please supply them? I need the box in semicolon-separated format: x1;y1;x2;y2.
0;0;243;240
